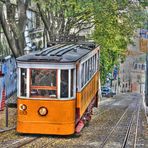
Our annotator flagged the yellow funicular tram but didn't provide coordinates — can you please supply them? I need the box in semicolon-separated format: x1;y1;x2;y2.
16;42;100;135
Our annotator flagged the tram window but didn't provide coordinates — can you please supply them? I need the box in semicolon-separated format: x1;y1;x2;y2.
87;60;89;81
71;69;74;97
61;70;68;98
31;69;56;86
89;59;91;79
85;62;87;84
20;68;27;97
94;54;97;71
31;89;56;97
87;60;90;81
81;63;85;87
92;56;94;74
90;57;93;76
94;55;96;73
30;69;57;98
97;51;100;70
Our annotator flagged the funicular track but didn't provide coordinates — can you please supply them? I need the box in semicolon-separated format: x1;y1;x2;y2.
94;97;130;119
99;98;141;148
0;127;16;134
0;136;40;148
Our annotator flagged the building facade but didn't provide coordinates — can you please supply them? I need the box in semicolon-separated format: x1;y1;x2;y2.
112;29;146;94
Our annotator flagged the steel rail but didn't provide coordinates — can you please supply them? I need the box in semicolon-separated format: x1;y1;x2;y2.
121;111;135;148
133;101;141;148
121;100;140;148
2;137;39;148
0;126;16;133
99;107;129;148
40;139;59;148
95;98;128;119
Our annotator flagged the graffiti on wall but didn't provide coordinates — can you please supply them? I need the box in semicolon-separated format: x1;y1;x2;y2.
2;56;17;98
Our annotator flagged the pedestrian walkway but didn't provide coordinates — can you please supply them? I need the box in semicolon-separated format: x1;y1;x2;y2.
0;93;17;129
7;93;17;107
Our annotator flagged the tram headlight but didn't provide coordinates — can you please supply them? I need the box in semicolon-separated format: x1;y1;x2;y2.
38;107;48;116
19;104;27;111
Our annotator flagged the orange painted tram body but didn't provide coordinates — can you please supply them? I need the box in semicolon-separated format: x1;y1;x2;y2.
16;43;100;135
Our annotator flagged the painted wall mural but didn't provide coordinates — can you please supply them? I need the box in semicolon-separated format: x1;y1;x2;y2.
0;56;17;109
2;56;17;98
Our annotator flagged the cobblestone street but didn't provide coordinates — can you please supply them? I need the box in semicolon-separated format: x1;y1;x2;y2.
0;93;147;148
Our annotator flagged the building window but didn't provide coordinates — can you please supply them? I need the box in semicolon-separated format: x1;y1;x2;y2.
126;83;128;88
142;64;145;70
139;64;141;69
134;64;137;69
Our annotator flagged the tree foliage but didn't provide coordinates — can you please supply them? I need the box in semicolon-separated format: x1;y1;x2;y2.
35;0;94;42
92;0;147;83
0;0;147;83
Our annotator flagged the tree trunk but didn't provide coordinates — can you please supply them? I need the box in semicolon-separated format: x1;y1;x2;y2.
0;0;29;57
0;2;19;57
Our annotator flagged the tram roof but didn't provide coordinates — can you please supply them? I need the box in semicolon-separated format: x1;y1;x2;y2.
17;43;97;63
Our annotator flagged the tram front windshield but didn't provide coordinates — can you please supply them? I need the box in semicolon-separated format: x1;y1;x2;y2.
19;68;74;99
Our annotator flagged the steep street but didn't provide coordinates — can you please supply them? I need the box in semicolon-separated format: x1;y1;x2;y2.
0;93;147;148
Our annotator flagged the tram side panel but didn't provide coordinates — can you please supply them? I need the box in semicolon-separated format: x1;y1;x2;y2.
17;99;76;135
76;72;99;122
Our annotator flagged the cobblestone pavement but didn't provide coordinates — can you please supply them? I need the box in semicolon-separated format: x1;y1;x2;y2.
0;93;147;148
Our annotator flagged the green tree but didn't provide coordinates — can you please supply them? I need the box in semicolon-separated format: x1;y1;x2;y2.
92;0;147;83
35;0;94;42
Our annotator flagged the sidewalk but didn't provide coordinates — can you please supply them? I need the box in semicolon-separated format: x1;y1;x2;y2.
142;93;148;123
0;107;17;129
0;93;17;129
7;93;17;107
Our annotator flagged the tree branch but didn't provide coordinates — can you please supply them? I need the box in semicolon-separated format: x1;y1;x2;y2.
0;3;18;57
75;24;95;35
37;3;51;40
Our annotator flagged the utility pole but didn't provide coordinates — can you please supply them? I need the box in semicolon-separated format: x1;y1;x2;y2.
145;19;148;106
145;44;148;106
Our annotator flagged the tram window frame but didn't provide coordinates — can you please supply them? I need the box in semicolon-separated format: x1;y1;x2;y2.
20;68;27;97
81;63;85;88
60;70;69;98
94;54;97;71
85;61;87;84
89;58;91;79
90;57;93;77
80;52;98;90
97;50;100;70
71;69;74;97
60;68;75;99
30;69;58;98
92;56;95;74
